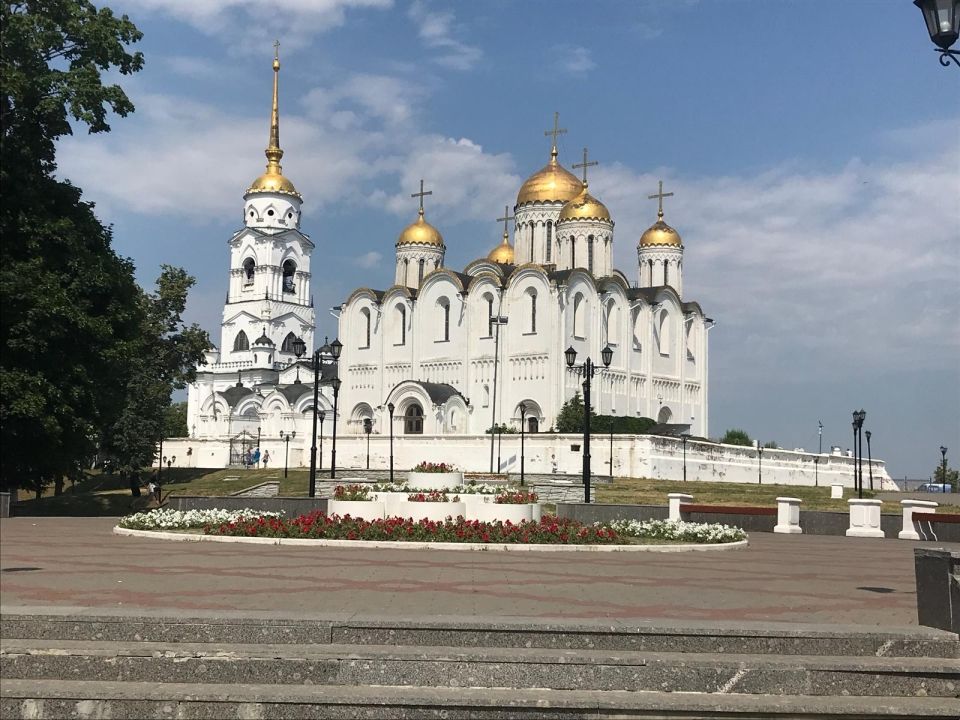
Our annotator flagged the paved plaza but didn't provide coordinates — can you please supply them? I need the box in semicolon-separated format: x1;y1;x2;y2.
0;517;955;626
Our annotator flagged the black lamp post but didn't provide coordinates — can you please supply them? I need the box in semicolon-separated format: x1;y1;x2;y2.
914;0;960;67
256;426;261;467
941;445;949;488
318;410;325;471
565;344;613;503
363;418;373;470
681;432;690;482
757;444;763;485
816;419;823;487
519;402;527;488
852;409;866;499
279;430;295;479
387;402;395;484
865;430;874;491
330;376;342;478
609;423;615;482
295;335;343;495
851;419;859;497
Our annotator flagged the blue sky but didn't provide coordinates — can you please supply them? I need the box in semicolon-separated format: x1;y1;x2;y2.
56;0;959;478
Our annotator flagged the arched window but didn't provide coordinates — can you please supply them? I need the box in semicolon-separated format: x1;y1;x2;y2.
282;260;296;293
545;221;553;263
395;305;406;345
233;330;249;352
438;298;450;341
648;259;654;285
658;309;671;356
529;290;537;333
418;258;425;284
242;258;255;285
281;332;298;353
486;294;494;337
482;384;490;408
573;293;586;338
664;261;669;286
606;301;620;345
588;235;595;273
632;308;643;351
404;404;424;434
570;236;576;268
528;417;539;433
360;307;371;348
529;223;535;263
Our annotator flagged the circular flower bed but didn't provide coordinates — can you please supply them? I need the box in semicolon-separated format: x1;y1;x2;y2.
118;508;284;531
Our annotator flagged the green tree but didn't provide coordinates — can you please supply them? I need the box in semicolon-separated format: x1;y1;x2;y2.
933;464;958;486
163;401;189;438
555;393;594;433
0;1;145;494
721;428;753;446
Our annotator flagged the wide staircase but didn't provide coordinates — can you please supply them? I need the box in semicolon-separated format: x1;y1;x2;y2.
1;611;957;718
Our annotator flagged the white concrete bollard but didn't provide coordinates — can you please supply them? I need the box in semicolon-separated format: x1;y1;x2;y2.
846;499;884;538
831;484;844;499
898;499;938;541
774;497;803;534
668;493;694;521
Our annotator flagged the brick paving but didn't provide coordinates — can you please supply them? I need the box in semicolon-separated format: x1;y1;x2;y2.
0;517;955;625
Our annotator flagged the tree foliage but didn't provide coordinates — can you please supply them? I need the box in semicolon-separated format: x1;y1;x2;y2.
933;464;958;486
721;428;753;446
164;401;189;439
555;394;655;435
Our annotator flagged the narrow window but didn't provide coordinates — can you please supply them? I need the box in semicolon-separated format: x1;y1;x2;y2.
573;294;585;337
418;258;425;284
396;305;406;345
664;262;669;286
233;330;249;352
438;298;450;341
571;236;576;268
530;223;535;263
588;235;595;273
648;259;654;285
530;292;537;333
361;308;371;348
242;258;255;285
545;221;553;263
282;260;296;293
486;295;494;337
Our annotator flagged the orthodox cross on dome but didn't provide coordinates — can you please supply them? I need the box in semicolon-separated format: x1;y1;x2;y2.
496;205;514;237
273;39;280;61
411;179;432;217
648;180;674;220
572;147;598;187
544;111;567;159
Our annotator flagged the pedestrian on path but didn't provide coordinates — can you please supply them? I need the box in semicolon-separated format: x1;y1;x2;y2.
263;450;271;468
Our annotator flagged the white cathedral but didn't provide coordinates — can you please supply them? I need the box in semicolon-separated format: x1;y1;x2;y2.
186;54;711;459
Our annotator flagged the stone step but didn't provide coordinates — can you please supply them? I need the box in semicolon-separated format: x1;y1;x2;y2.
2;680;958;719
2;639;957;697
3;612;955;658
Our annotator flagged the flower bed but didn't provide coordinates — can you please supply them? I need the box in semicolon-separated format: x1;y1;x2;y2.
408;464;463;491
452;483;501;495
495;491;538;505
608;519;747;544
412;462;457;473
333;485;372;501
205;512;621;545
408;491;458;502
118;508;283;531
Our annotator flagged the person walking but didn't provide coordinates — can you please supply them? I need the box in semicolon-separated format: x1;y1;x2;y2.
262;450;271;468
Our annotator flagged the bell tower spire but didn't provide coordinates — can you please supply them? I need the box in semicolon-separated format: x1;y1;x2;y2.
265;40;283;176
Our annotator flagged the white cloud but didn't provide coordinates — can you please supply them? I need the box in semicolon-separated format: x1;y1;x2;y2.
302;73;427;126
355;251;383;268
559;46;596;76
408;1;482;70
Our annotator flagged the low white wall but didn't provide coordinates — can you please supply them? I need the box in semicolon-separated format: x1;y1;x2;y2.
159;433;893;489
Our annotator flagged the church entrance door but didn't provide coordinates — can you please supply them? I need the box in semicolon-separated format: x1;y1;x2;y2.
404;404;424;434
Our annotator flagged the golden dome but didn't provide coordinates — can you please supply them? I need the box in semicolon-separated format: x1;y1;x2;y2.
639;218;682;248
516;148;583;206
487;231;514;264
557;187;611;223
397;209;445;248
246;47;301;199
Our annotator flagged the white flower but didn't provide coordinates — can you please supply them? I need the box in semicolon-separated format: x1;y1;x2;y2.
118;508;284;530
603;518;747;543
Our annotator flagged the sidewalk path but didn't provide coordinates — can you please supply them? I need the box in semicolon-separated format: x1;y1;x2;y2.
1;517;953;625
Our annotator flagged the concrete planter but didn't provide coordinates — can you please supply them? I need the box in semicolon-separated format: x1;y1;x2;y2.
846;499;884;538
460;493;494;520
830;484;844;499
774;497;803;534
407;471;464;491
899;499;938;541
474;503;535;524
405;501;466;523
372;492;410;518
327;499;384;522
668;493;693;521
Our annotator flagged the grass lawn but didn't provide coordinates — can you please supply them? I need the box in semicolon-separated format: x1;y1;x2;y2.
596;477;890;512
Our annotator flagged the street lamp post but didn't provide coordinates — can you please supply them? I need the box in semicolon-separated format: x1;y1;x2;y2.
363;418;373;470
294;335;343;494
914;0;960;67
681;433;690;482
565;344;613;504
519;402;527;487
279;430;295;479
256;426;261;467
941;446;949;489
865;430;874;491
816;420;823;487
387;403;395;484
609;424;615;482
489;314;508;472
757;444;763;485
852;419;859;497
852;410;866;499
318;410;325;471
330;377;342;478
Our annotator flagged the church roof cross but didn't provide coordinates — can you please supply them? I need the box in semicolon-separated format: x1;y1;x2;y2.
496;205;515;237
648;180;674;219
411;178;432;216
544;111;567;157
572;146;598;186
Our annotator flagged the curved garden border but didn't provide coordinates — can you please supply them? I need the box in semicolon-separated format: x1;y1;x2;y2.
113;526;749;553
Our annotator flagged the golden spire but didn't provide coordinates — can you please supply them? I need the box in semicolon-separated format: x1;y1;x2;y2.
246;41;300;198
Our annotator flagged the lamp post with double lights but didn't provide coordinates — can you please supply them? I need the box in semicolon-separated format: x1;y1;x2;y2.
565;344;613;503
519;402;527;487
279;430;295;479
816;419;823;486
914;0;960;67
489;313;508;472
318;410;325;471
941;446;949;489
293;335;343;497
865;430;874;491
681;432;690;482
757;444;763;485
387;403;395;484
852;409;866;499
363;418;373;470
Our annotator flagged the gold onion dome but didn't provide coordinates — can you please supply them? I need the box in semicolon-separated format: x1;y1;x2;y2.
246;50;301;199
397;209;445;247
639;216;682;247
516;147;583;206
557;186;611;223
487;230;514;264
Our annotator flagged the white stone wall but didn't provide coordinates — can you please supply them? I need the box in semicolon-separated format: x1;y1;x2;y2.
159;434;893;490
